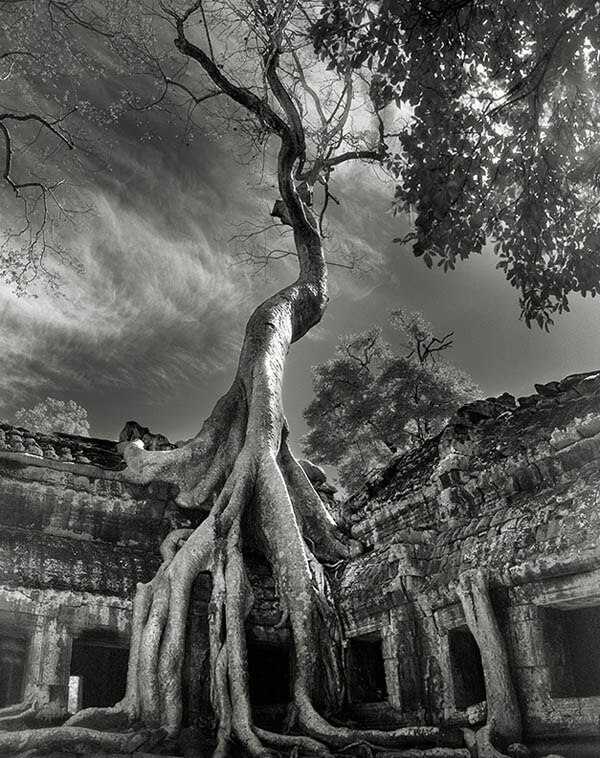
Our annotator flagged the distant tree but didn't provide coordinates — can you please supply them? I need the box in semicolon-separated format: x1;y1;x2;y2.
14;397;90;436
302;310;481;490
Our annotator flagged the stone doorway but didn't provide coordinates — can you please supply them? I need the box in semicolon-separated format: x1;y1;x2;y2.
69;631;129;710
347;634;387;703
0;634;26;707
447;626;486;709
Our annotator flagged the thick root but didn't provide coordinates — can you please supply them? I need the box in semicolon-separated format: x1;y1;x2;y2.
0;702;37;732
456;571;521;749
123;383;248;511
462;725;510;758
297;701;443;751
5;413;464;758
0;725;159;755
68;515;216;742
0;701;34;718
279;439;362;562
255;727;334;758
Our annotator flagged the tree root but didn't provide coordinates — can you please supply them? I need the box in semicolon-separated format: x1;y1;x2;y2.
0;438;462;758
0;293;470;758
462;725;510;758
255;727;335;758
297;705;443;751
455;571;522;751
0;700;38;731
0;700;34;718
0;725;160;755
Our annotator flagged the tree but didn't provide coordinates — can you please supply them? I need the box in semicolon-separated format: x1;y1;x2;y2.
312;0;600;328
0;3;442;757
0;1;585;756
302;310;481;491
14;397;90;436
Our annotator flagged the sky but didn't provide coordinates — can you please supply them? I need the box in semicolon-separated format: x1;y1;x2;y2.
2;11;600;463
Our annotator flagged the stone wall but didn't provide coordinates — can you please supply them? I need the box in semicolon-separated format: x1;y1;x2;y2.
336;371;600;750
0;427;199;722
2;371;600;754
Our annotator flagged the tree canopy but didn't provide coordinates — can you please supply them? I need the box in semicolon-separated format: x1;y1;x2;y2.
14;397;90;436
302;310;481;490
0;1;120;291
313;0;600;327
0;2;592;757
5;0;600;324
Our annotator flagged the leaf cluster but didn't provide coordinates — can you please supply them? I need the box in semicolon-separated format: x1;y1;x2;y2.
313;0;600;327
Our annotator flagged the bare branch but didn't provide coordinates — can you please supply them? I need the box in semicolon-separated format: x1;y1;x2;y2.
237;245;356;274
165;77;222;105
172;13;289;137
291;48;327;127
0;110;75;152
324;148;383;169
198;1;215;62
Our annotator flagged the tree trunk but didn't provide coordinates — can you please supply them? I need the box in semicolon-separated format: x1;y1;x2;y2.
0;72;457;754
456;570;522;755
0;198;451;756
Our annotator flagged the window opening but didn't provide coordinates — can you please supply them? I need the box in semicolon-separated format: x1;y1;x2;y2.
347;635;387;703
544;605;600;698
70;632;129;709
448;626;486;709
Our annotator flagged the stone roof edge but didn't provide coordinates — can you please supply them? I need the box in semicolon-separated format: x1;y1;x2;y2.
0;421;125;472
343;368;600;512
0;449;133;481
450;368;600;427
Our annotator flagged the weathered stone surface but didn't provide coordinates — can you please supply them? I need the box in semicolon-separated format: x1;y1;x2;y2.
0;422;127;470
507;743;531;758
0;426;204;723
376;750;470;758
118;420;175;451
338;371;600;747
2;370;600;753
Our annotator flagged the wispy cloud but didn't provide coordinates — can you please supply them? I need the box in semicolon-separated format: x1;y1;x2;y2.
0;188;254;411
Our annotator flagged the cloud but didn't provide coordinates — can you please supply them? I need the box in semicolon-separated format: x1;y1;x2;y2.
0;187;255;412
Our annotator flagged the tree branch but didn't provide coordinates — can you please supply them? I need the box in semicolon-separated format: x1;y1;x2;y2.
172;15;289;137
0;111;75;152
323;148;383;169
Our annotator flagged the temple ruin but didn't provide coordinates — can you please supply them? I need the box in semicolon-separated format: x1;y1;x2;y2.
1;371;600;756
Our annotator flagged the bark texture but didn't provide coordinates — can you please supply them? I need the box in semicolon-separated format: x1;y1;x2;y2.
456;570;522;756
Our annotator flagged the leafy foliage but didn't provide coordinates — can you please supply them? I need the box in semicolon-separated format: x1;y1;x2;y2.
14;397;90;436
302;310;480;490
313;0;600;327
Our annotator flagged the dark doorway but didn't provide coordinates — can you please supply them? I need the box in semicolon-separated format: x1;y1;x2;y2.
247;643;291;705
448;627;486;709
0;634;26;707
347;635;387;703
70;632;129;709
545;604;600;698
